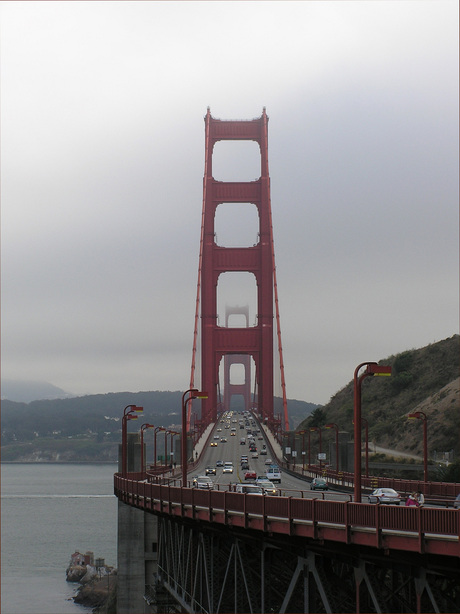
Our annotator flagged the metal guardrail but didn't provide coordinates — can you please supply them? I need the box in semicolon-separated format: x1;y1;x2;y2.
277;463;460;497
114;473;460;558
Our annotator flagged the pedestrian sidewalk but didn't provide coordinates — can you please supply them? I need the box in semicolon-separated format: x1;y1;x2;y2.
193;423;215;460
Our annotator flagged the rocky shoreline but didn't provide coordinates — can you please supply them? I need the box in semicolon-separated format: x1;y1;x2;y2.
66;551;117;613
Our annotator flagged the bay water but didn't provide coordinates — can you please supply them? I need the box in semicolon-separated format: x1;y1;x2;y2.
1;463;118;614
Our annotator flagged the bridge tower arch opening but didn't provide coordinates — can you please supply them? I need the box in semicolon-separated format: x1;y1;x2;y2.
223;305;254;413
190;108;289;430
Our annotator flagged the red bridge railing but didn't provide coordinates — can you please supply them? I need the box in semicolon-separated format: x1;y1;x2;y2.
114;473;459;558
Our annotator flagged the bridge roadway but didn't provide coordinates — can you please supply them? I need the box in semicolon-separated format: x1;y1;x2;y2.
191;414;350;500
115;410;460;613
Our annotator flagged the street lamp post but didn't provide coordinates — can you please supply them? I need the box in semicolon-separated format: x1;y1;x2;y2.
352;417;370;477
181;389;208;487
154;427;165;469
309;426;322;468
325;423;339;472
140;423;155;472
167;430;180;469
408;411;428;482
362;418;369;478
121;405;143;475
164;428;168;467
297;430;307;471
354;362;391;502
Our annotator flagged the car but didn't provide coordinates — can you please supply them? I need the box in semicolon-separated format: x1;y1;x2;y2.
251;452;259;459
260;449;267;455
220;437;228;443
205;466;216;476
193;476;214;490
217;428;222;432
255;478;278;495
244;470;257;480
264;458;272;465
216;460;224;467
223;462;234;474
240;455;248;462
213;435;219;440
266;465;281;483
240;438;246;445
230;431;236;436
258;435;263;440
310;478;328;491
368;488;401;505
236;484;264;495
241;462;249;470
454;494;460;509
210;442;217;447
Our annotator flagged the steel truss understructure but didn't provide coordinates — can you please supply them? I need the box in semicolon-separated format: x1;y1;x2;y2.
154;515;459;614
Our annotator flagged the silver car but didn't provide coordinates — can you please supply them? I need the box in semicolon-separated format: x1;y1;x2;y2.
193;476;214;490
368;488;401;505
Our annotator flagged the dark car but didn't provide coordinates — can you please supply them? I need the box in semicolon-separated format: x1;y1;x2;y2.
310;478;328;491
205;466;216;476
241;462;249;470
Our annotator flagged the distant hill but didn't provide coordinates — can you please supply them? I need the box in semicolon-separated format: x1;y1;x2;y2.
0;390;316;462
297;335;460;460
1;379;73;403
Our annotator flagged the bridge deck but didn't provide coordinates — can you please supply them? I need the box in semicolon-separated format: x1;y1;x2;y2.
114;474;460;558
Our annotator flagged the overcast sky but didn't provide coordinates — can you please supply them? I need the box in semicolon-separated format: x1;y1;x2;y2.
1;1;458;406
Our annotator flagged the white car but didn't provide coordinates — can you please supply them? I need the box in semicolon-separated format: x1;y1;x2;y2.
223;462;234;474
236;484;264;495
266;466;281;483
255;478;278;496
193;476;214;490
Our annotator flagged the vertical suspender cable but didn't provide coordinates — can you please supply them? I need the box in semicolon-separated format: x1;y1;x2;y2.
188;108;211;430
262;108;289;430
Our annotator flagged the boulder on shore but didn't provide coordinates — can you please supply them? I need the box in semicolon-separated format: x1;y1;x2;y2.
74;572;117;609
66;564;87;583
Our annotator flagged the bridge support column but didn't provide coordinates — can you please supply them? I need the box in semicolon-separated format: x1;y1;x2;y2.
117;434;164;613
117;500;147;613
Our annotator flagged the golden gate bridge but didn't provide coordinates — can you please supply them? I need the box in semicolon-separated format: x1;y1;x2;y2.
114;109;459;614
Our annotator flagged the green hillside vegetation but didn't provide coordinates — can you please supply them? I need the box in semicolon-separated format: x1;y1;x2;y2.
0;390;315;462
297;335;460;476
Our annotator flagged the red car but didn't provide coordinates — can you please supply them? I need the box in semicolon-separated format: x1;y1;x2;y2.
244;470;257;480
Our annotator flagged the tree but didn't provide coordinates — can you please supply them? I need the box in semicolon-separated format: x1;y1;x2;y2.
307;407;327;428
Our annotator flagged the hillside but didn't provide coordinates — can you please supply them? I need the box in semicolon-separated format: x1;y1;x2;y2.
297;335;460;460
0;391;315;462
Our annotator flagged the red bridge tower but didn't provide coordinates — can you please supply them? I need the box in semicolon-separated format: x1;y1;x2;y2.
190;108;288;430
